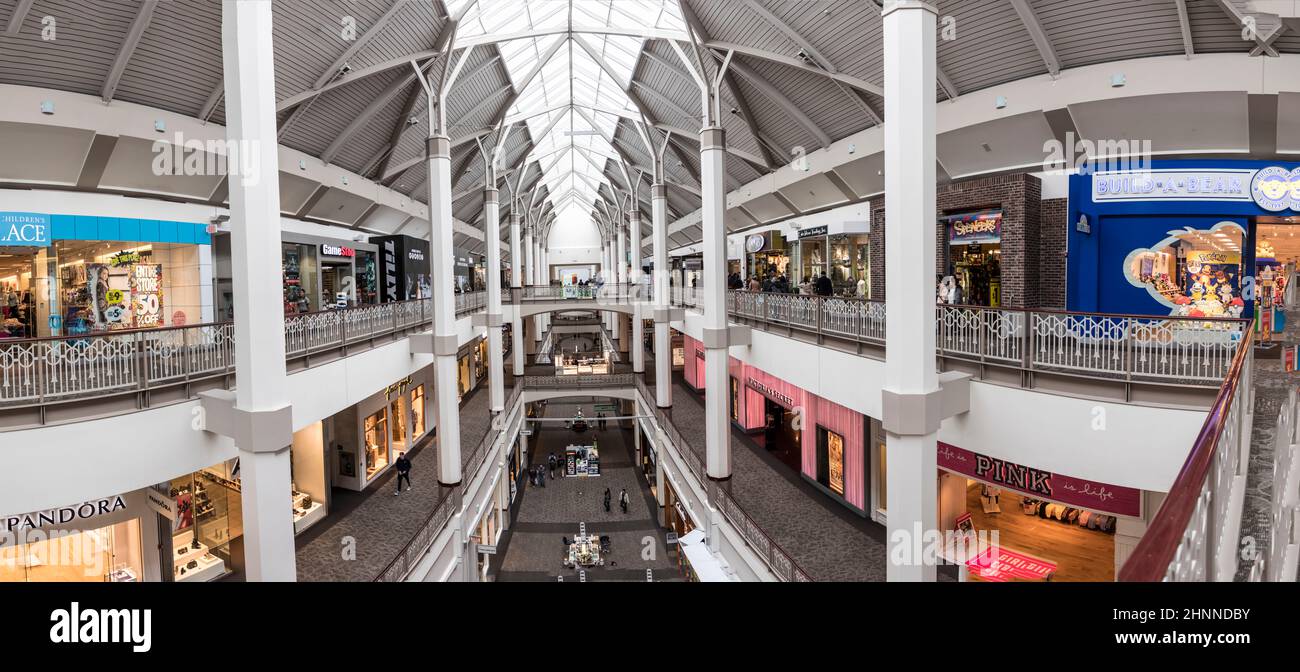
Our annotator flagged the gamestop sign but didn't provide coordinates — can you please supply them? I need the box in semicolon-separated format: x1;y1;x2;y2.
0;211;52;246
321;244;355;257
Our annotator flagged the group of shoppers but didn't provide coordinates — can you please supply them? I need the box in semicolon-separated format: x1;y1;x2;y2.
730;269;835;296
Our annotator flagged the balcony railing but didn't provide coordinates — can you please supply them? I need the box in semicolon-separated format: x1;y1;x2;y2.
0;291;489;412
524;373;635;389
634;375;813;582
674;289;1245;387
1118;328;1254;581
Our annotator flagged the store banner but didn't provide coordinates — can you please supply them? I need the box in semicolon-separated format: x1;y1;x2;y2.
130;264;164;328
937;442;1141;517
944;211;1002;245
0;211;51;246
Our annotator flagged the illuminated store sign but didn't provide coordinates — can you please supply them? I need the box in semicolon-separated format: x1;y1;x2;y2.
0;212;51;246
1091;167;1300;212
938;442;1141;517
321;244;355;257
746;377;795;408
945;211;1002;245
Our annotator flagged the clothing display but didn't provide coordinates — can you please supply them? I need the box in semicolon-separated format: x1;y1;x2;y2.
1021;497;1116;533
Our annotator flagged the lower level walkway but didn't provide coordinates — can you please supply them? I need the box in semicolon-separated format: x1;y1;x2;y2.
1239;310;1300;581
644;367;888;581
493;400;681;582
293;374;511;582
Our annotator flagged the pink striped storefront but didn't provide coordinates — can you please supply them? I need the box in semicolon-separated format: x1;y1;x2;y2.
681;335;869;514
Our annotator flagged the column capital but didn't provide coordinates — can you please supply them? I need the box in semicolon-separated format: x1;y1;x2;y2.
483;187;498;203
881;0;937;17
699;127;726;150
426;135;451;159
651;184;667;200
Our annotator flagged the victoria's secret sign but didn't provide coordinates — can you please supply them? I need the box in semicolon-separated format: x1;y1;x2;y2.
937;442;1140;517
746;377;795;408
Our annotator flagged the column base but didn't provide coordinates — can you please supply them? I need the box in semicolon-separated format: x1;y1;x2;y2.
706;474;732;483
439;480;462;488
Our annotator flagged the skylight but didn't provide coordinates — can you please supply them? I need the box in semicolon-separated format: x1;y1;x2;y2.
451;1;688;221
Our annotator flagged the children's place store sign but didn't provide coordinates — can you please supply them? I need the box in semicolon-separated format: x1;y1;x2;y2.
1092;166;1300;211
937;442;1141;517
0;212;51;246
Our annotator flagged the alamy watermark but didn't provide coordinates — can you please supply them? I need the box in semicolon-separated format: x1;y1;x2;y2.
152;132;262;187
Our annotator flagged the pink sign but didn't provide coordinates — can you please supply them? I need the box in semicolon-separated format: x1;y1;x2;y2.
966;546;1057;582
937;442;1141;517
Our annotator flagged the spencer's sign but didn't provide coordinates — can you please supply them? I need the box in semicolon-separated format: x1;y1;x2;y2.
945;210;1002;245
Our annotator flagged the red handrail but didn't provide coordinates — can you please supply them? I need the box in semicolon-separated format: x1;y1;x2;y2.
1117;327;1254;581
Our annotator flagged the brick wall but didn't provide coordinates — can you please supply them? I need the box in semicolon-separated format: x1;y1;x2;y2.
868;173;1049;308
1039;198;1069;310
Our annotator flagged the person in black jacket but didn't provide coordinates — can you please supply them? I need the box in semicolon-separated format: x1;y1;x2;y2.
603;488;611;513
393;452;412;495
815;272;833;296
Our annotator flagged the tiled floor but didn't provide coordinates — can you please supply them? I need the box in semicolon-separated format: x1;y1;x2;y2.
494;401;682;582
293;377;509;582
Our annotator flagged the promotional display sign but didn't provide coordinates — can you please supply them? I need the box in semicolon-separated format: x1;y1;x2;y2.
370;235;431;302
130;264;164;328
944;210;1002;245
1184;250;1240;306
937;442;1142;517
966;546;1057;582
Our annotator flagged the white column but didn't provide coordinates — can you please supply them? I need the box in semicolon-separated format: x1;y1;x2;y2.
630;211;645;373
510;212;524;376
617;224;628;285
700;126;730;483
484;188;504;413
523;226;534;287
651;184;671;407
603;241;614;334
882;0;939;582
427;145;461;487
222;0;295;582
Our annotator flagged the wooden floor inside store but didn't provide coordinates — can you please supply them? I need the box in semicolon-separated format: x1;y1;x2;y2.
964;483;1115;582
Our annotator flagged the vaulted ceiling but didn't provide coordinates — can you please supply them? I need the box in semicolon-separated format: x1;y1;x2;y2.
1;0;1296;256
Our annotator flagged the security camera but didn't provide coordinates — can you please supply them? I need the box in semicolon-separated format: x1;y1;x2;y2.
406;115;419;126
797;48;809;62
339;63;353;75
729;107;738;115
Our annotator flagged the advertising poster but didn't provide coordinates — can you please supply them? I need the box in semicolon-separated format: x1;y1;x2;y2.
87;263;129;331
1184;250;1240;306
827;431;845;496
370;235;431;302
130;264;164;328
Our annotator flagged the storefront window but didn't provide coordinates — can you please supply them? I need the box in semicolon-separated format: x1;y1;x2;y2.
411;385;426;438
389;394;408;453
170;470;238;582
282;243;317;315
364;410;389;478
0;520;143;582
817;427;846;496
1125;222;1246;318
878;440;887;514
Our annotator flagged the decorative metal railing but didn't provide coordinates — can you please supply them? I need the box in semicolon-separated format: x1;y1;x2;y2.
0;292;489;410
674;290;1245;386
634;375;813;582
514;283;641;302
523;373;635;389
1118;329;1254;581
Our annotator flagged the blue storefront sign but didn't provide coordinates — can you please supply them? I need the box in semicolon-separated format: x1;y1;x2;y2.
1068;160;1299;316
0;211;211;247
0;212;52;246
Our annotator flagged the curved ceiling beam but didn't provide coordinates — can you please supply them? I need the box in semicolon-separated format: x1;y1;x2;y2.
102;0;158;104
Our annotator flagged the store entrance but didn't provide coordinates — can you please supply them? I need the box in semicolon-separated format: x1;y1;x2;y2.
758;397;801;473
951;476;1117;582
0;249;39;338
951;243;1000;307
321;261;352;308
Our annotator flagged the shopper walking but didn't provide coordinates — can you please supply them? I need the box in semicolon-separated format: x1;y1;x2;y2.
619;488;629;514
603;488;611;513
548;452;557;479
393;452;412;495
